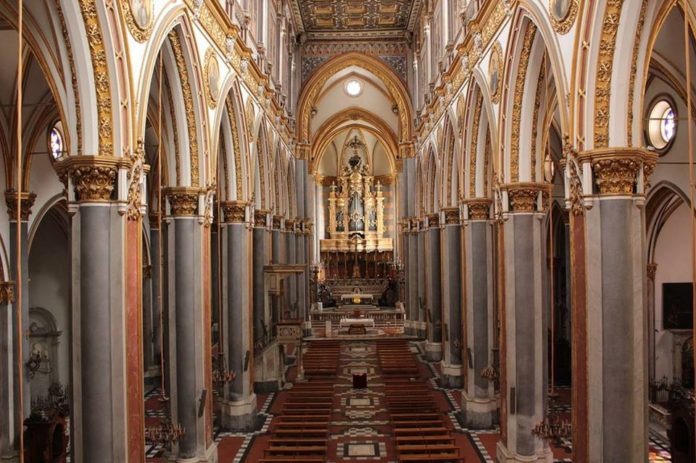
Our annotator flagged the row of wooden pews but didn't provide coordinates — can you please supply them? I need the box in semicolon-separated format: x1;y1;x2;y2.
378;341;465;463
303;339;341;378
260;342;338;462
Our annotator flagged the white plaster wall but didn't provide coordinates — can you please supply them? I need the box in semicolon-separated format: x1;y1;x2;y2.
28;211;70;395
653;202;692;382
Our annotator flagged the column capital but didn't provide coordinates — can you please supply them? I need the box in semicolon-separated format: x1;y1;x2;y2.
577;147;657;195
427;213;440;228
284;218;296;233
272;215;284;230
55;155;120;203
148;211;162;228
0;281;14;304
647;262;658;281
163;186;202;217
441;207;461;225
221;200;248;223
302;218;314;235
254;209;270;228
5;190;36;221
462;198;492;220
501;182;551;213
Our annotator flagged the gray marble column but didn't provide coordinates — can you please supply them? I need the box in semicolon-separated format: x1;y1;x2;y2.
1;191;34;460
297;220;310;317
440;208;463;387
569;149;654;462
252;209;270;347
0;284;15;460
403;219;417;335
424;213;442;362
149;216;163;365
461;200;497;428
165;188;217;462
417;219;426;338
58;158;145;462
219;201;257;430
285;221;297;316
496;185;551;463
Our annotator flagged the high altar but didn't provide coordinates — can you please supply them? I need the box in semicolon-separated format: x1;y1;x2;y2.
320;146;393;279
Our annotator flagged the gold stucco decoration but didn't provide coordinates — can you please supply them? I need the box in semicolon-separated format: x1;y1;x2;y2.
489;42;503;104
57;156;120;202
123;0;154;42
165;187;200;216
549;0;578;35
205;49;221;109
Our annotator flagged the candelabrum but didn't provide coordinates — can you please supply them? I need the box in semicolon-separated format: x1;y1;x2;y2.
212;351;237;386
532;398;572;445
144;421;185;446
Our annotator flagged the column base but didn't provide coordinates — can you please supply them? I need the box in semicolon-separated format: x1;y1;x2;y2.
254;380;281;393
461;392;498;429
178;442;218;463
219;394;258;431
424;341;443;362
496;441;552;463
440;363;463;388
0;452;19;462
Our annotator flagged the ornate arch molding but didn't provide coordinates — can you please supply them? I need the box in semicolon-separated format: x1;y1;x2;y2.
252;121;271;210
296;52;414;160
309;108;399;174
134;10;207;187
500;10;570;183
440;115;459;207
645;181;690;263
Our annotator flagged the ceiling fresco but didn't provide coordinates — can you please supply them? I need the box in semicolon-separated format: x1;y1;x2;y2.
291;0;421;35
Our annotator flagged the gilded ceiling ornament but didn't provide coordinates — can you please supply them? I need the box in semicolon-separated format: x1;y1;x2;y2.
489;42;502;104
549;0;578;34
123;0;154;42
205;49;221;109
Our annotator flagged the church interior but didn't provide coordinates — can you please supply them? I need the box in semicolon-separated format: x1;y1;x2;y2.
1;0;696;462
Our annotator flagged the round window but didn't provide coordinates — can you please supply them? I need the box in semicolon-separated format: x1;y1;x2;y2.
647;99;677;151
49;122;64;160
344;79;363;97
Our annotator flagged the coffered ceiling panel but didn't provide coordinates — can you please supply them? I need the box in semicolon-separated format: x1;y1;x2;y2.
292;0;421;35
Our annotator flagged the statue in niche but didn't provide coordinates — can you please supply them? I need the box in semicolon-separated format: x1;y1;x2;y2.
336;209;345;232
368;209;377;231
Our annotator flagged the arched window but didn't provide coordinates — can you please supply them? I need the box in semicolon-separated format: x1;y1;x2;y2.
48;122;65;160
647;98;677;153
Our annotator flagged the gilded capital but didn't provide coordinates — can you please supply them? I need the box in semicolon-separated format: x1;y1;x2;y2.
221;201;247;223
464;199;492;220
578;148;657;196
56;156;119;202
427;213;440;228
285;218;296;232
273;215;283;230
254;209;270;227
164;187;200;217
504;183;551;213
0;281;14;304
441;207;460;225
5;190;36;221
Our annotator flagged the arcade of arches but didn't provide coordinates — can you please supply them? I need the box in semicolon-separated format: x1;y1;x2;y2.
1;1;695;462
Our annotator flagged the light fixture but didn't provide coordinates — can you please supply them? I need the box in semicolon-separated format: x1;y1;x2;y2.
344;79;363;97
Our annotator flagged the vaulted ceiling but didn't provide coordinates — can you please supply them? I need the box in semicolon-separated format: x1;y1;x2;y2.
291;0;421;39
